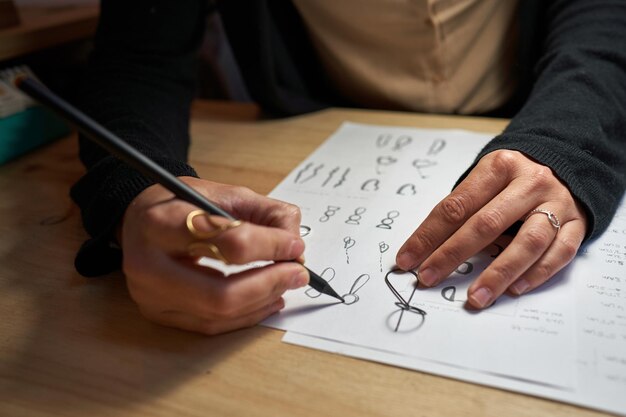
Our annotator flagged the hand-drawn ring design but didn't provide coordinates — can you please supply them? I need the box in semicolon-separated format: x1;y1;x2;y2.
344;236;356;264
455;261;473;275
342;274;371;305
441;285;465;303
320;205;341;223
396;183;417;196
385;269;427;332
345;207;367;225
361;178;380;192
376;210;400;229
376;134;393;148
427;138;446;156
333;167;350;188
392;135;412;151
379;241;390;272
305;267;335;298
295;163;324;184
322;167;340;187
412;159;437;178
376;156;398;174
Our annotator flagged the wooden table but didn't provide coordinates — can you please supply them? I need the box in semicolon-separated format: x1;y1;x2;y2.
0;3;99;61
0;101;605;417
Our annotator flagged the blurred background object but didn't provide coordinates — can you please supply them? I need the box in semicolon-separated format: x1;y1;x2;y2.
0;0;20;29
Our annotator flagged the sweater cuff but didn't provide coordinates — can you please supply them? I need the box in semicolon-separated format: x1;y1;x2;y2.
70;156;198;277
454;133;623;243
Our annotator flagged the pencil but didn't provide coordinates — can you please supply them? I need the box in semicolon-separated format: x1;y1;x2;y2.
15;75;344;303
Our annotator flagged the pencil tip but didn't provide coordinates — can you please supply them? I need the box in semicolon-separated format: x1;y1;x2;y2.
329;288;345;303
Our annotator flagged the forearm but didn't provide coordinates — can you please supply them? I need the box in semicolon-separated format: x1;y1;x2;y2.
71;0;207;275
462;0;626;241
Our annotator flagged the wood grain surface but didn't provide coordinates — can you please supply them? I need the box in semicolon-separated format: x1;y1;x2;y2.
0;3;98;61
0;101;606;417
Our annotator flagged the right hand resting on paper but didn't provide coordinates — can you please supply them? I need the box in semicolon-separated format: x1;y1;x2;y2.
119;177;309;335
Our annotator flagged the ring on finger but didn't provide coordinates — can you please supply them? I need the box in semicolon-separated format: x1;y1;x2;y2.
186;209;243;240
524;208;561;231
187;241;231;264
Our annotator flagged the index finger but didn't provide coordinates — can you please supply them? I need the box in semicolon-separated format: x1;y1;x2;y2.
208;186;302;236
396;154;512;270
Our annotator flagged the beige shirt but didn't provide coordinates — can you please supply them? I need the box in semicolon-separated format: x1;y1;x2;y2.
292;0;519;114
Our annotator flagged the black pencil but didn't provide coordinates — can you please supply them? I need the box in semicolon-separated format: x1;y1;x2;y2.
15;76;344;303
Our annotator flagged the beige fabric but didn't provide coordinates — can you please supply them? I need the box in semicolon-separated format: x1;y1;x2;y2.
292;0;520;114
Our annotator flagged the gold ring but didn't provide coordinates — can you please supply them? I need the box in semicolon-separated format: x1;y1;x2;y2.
187;242;230;264
524;208;561;231
185;209;243;240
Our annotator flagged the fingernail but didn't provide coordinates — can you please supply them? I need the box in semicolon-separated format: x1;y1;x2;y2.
397;251;418;269
510;279;530;295
469;287;493;308
289;239;305;259
290;269;309;289
419;267;439;286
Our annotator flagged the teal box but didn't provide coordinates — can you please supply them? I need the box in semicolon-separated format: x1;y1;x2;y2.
0;105;71;165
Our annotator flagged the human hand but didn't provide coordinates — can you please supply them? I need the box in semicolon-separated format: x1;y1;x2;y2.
119;177;309;335
396;150;588;308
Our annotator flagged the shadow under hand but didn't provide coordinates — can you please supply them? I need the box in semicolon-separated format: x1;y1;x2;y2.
274;300;342;320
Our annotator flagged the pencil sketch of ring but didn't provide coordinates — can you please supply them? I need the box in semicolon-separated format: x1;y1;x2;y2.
185;209;243;240
187;241;230;264
524;208;561;231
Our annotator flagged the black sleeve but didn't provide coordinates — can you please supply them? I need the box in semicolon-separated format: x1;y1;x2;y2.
458;0;626;242
70;1;208;276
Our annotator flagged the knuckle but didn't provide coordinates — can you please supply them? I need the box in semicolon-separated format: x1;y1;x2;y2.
272;244;281;262
534;262;554;281
474;210;505;237
437;245;465;268
558;236;580;261
438;194;471;224
527;165;553;190
271;275;289;297
234;185;255;199
523;226;553;249
281;201;302;221
412;228;438;253
141;205;168;228
222;229;252;263
488;150;518;173
489;264;516;286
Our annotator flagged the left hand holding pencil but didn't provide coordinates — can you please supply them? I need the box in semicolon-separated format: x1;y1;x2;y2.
120;177;309;335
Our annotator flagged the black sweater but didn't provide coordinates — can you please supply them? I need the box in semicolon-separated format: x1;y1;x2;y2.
71;0;626;277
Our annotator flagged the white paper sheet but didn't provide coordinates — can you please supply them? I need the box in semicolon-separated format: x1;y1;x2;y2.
255;122;626;415
263;123;578;388
283;200;626;416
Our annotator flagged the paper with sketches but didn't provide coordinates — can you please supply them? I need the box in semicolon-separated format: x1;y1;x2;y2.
263;123;577;388
283;200;626;416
